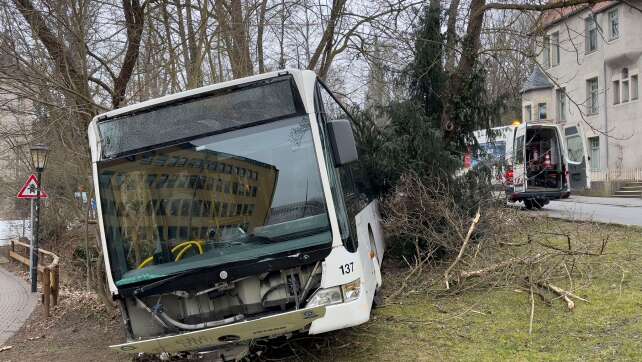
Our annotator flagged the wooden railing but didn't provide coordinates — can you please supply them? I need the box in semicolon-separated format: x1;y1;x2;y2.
590;168;642;182
9;238;60;317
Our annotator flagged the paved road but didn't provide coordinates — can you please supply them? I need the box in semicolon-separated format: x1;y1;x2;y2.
540;196;642;227
0;266;37;347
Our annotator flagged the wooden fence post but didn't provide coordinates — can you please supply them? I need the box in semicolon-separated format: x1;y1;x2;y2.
43;267;51;317
52;264;59;306
7;239;60;317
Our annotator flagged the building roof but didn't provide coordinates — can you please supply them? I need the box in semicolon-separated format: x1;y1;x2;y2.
521;67;554;93
539;0;617;29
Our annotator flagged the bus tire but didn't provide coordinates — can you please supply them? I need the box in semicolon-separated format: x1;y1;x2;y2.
524;200;534;210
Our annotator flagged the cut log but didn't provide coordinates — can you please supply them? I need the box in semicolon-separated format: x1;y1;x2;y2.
538;282;588;311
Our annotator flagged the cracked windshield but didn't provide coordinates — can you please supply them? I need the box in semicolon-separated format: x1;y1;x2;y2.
97;116;330;286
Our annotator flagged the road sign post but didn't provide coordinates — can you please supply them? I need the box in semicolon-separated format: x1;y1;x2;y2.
30;199;34;281
17;173;49;292
32;170;42;293
28;144;49;293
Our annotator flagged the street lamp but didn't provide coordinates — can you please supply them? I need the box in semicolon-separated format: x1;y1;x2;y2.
29;143;49;293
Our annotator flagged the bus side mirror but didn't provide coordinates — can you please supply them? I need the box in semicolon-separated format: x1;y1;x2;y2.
327;119;358;166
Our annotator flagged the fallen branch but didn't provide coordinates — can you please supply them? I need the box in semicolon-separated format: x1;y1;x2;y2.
459;253;543;280
444;208;481;289
528;284;535;336
388;247;439;300
538;282;589;311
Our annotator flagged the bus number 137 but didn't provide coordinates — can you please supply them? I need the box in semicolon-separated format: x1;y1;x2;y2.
339;262;354;275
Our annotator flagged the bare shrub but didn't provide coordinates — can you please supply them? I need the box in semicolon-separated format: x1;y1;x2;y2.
383;172;499;257
383;172;613;321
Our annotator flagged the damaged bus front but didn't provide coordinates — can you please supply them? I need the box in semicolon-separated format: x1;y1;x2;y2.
88;70;385;358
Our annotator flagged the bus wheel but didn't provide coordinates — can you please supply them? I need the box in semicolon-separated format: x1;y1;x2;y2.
524;200;534;210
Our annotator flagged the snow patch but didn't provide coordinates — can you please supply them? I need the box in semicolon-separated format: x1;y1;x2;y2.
0;220;30;246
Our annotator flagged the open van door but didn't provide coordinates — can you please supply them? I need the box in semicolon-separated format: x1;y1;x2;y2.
563;125;591;190
512;123;527;192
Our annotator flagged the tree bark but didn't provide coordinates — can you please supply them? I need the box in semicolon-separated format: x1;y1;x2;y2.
307;0;347;76
445;0;461;72
257;0;268;73
215;0;253;78
113;0;147;108
160;0;181;92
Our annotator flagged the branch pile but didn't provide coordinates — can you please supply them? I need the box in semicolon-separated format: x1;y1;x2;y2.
383;173;608;316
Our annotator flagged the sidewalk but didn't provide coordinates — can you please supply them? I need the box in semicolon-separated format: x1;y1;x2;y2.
545;195;642;227
560;195;642;207
0;265;37;347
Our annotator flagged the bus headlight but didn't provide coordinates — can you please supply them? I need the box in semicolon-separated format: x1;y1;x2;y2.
307;287;343;307
306;279;361;307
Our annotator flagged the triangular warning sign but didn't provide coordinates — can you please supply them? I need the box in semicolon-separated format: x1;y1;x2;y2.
17;174;48;199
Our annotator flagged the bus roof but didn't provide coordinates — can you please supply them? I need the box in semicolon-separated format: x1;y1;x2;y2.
93;69;315;124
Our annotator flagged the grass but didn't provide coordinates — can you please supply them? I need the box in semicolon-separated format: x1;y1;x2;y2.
280;219;642;361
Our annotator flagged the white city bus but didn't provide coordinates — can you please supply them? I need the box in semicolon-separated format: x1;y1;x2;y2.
88;69;385;358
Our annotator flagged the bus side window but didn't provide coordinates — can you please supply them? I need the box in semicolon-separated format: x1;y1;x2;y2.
315;82;359;252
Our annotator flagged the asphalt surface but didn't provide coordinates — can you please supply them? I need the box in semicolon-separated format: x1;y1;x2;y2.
0;266;37;347
538;196;642;227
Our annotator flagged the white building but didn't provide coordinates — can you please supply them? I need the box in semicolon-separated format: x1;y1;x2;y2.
521;0;642;192
0;55;29;215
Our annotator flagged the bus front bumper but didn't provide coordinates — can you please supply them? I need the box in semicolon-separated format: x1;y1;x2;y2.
109;306;326;354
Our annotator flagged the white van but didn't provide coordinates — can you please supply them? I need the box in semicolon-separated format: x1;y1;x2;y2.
505;121;590;209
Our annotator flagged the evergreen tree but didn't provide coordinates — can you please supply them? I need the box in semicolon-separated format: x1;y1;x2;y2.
411;0;444;124
352;1;501;200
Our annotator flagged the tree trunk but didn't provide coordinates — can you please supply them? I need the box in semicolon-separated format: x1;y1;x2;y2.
257;0;268;73
441;0;486;137
112;0;146;109
307;0;346;76
445;0;461;72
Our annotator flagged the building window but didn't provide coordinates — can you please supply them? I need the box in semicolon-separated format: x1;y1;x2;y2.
589;137;600;171
608;8;619;40
613;80;620;104
551;32;560;66
524;104;532;122
556;88;566;121
585;16;598;53
632;75;639;100
543;35;551;68
586;77;599;114
622;68;629;103
538;103;547;120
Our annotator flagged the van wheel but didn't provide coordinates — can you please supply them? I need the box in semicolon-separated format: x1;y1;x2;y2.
533;199;545;209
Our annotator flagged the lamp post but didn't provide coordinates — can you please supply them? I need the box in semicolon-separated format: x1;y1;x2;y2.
29;144;49;293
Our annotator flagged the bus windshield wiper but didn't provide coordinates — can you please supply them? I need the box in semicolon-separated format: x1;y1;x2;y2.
249;226;330;244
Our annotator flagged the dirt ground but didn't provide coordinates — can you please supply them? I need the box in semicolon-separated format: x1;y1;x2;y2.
0;264;128;362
